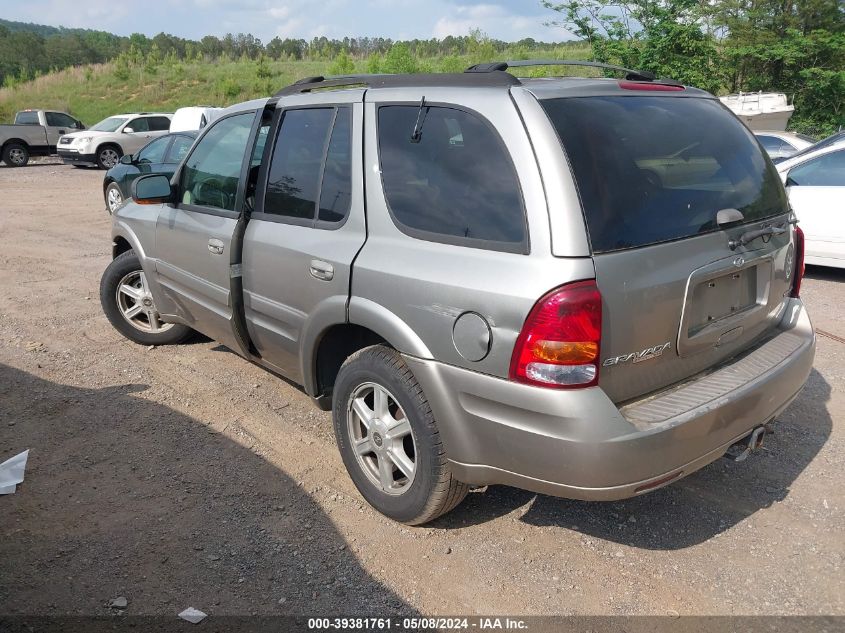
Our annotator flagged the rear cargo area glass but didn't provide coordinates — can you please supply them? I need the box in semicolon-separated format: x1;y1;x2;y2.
541;96;788;253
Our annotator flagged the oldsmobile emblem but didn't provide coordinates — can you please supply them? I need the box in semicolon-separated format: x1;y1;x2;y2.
733;256;745;268
603;342;672;367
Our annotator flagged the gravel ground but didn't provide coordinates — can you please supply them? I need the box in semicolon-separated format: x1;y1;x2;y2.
0;159;843;618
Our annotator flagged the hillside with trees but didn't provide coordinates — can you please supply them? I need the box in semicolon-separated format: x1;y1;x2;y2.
1;0;842;134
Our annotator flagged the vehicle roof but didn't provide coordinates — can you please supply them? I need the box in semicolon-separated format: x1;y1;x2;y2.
104;112;173;118
519;76;714;99
753;130;809;139
273;65;714;100
776;137;845;171
221;98;269;115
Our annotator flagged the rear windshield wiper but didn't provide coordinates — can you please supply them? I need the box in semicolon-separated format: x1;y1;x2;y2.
729;223;789;250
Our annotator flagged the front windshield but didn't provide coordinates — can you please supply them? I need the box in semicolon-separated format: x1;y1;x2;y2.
90;117;128;132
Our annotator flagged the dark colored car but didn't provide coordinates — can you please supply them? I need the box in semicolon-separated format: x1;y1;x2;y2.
103;131;197;214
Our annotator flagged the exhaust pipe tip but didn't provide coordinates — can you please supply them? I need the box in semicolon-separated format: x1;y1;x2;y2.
724;426;767;463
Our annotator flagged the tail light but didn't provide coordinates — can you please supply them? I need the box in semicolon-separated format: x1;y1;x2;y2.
509;280;602;388
790;225;805;298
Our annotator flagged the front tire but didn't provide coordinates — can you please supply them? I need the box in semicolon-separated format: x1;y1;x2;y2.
2;143;30;167
100;250;191;346
97;144;121;170
333;345;469;525
105;182;124;214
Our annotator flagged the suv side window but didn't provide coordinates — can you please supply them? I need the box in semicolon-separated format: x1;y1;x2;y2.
136;136;171;164
263;107;352;225
127;117;149;133
148;116;171;132
166;135;194;164
179;112;255;211
787;150;845;187
45;112;77;128
377;105;526;252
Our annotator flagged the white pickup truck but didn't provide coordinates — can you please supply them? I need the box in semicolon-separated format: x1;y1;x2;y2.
0;109;86;167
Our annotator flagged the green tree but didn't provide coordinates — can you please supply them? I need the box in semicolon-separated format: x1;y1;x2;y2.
329;49;355;75
543;0;723;92
380;43;417;74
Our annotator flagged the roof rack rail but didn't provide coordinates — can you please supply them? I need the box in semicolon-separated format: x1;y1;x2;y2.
273;71;519;98
465;59;658;82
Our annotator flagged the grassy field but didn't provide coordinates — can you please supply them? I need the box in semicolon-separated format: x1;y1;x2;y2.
0;45;591;125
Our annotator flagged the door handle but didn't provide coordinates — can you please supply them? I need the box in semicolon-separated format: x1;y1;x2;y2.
309;260;334;281
208;239;224;255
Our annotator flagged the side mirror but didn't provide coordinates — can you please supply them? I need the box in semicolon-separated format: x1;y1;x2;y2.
76;121;85;130
119;154;133;165
132;174;174;205
123;127;134;134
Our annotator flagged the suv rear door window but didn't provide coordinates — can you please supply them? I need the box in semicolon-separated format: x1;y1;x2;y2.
377;105;526;252
263;107;352;225
541;96;788;253
148;116;171;131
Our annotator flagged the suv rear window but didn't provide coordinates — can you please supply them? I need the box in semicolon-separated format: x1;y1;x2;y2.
541;96;788;253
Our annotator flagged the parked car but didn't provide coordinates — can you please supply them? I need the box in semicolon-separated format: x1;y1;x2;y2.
777;140;845;269
103;131;198;214
58;112;173;169
99;62;815;525
755;130;815;160
0;109;85;167
169;106;223;133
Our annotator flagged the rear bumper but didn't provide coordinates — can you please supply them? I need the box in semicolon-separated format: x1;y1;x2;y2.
404;298;815;500
58;149;96;166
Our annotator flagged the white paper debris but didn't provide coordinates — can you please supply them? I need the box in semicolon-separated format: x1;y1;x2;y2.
178;607;207;624
0;450;29;495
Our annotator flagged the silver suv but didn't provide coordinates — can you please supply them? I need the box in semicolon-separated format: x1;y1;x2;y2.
99;61;815;525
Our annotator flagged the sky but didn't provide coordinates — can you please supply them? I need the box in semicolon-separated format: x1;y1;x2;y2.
1;0;576;43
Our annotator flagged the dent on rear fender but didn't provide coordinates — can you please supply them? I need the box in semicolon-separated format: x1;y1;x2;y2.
347;296;433;359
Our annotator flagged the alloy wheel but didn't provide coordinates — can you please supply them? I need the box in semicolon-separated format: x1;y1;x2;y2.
347;382;417;496
100;148;119;169
115;270;173;334
107;186;123;213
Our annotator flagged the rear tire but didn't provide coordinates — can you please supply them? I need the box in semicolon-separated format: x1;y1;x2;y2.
97;144;122;170
2;143;29;167
333;345;469;525
100;250;192;346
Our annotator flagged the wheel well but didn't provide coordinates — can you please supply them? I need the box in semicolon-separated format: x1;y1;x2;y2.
112;236;132;259
314;324;388;405
97;142;123;157
2;139;29;153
